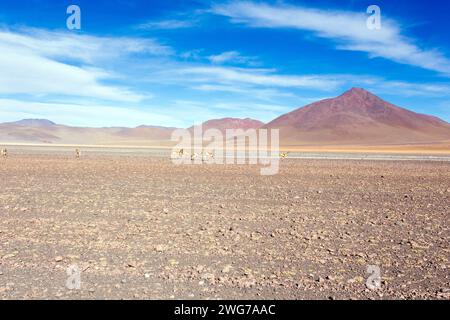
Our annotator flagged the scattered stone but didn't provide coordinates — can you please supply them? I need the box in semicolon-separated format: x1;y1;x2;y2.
221;265;232;273
155;245;167;252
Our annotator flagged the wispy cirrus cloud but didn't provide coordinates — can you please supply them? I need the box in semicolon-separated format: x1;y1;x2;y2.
0;27;173;63
0;28;172;102
150;61;450;101
137;19;196;30
208;51;259;65
211;1;450;75
368;81;450;98
0;49;144;102
170;66;450;102
165;66;343;90
193;84;295;100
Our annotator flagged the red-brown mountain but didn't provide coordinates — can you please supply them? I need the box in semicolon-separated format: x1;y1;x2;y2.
264;88;450;145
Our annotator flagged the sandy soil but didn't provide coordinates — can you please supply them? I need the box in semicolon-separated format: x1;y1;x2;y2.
281;142;450;155
2;141;450;155
0;154;449;300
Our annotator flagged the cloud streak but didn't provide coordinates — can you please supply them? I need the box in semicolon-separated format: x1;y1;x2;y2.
165;66;343;90
137;19;196;30
0;28;172;102
0;28;173;63
208;51;259;65
211;1;450;75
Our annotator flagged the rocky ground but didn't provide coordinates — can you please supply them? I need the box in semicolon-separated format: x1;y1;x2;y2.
0;154;449;299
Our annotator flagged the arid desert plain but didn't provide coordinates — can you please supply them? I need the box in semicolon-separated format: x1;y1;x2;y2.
0;147;449;300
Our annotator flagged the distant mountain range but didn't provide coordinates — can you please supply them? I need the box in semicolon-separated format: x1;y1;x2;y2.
0;117;263;146
1;88;450;146
0;120;179;146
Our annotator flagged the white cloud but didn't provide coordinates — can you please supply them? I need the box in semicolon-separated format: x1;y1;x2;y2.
0;28;173;64
0;45;143;102
154;62;450;101
368;81;450;98
0;28;173;102
137;19;195;30
165;66;343;90
180;49;204;60
208;51;258;65
211;1;450;75
192;84;295;101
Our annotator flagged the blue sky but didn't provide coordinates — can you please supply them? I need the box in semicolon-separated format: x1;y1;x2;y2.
0;0;450;127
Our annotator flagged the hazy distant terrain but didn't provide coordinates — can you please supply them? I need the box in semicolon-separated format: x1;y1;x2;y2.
0;119;178;146
1;89;450;150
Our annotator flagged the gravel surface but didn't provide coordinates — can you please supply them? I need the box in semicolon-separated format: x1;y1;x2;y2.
0;154;449;300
